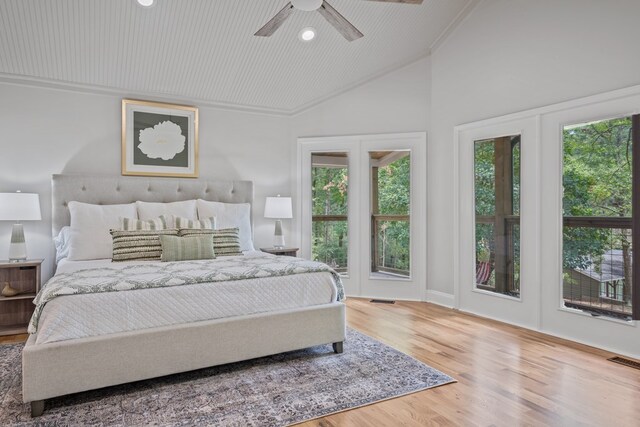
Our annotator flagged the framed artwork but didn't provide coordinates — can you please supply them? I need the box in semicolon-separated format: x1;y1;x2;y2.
122;99;199;178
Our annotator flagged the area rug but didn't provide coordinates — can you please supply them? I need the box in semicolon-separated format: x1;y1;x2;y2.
0;329;454;426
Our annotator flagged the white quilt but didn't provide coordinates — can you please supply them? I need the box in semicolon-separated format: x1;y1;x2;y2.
36;253;338;345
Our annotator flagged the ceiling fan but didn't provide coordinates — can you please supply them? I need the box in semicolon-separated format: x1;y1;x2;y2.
254;0;424;42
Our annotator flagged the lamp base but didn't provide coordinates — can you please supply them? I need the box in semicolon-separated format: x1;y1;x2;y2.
273;220;286;249
8;223;27;262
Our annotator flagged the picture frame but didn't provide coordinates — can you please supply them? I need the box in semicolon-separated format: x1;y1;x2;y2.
122;99;199;178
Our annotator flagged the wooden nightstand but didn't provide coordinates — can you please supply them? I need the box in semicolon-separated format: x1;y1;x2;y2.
260;247;299;257
0;259;42;336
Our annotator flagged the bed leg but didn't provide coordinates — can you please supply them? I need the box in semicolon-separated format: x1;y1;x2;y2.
30;400;44;417
332;341;343;354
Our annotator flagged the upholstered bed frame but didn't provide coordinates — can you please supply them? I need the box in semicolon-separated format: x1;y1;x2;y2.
22;174;346;417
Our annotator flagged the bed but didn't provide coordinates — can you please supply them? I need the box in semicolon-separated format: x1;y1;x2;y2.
22;175;346;417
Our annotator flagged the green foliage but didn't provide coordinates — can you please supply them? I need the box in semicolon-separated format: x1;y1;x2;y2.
378;156;410;215
311;166;348;270
311;154;412;274
377;156;411;273
474;140;495;216
562;117;632;271
312;167;348;216
473;119;633;301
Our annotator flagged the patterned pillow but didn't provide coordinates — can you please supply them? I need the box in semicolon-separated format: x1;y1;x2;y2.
110;229;178;262
175;216;216;229
119;215;171;231
160;235;215;262
178;227;242;257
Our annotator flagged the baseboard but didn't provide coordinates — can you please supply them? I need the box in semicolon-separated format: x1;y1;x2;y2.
346;293;422;303
456;307;640;360
424;290;455;308
537;328;640;361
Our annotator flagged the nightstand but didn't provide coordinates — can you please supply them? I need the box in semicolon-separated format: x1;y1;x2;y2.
0;259;42;336
260;247;299;257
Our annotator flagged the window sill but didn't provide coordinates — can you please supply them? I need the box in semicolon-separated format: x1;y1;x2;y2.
558;305;637;327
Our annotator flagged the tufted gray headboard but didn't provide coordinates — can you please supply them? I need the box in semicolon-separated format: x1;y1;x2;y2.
51;174;254;236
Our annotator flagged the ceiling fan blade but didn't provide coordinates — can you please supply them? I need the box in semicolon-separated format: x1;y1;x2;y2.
364;0;424;4
317;1;364;41
254;2;295;37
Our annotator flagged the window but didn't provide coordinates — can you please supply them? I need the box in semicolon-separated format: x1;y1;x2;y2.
370;151;411;278
311;153;348;274
474;135;521;297
562;116;639;320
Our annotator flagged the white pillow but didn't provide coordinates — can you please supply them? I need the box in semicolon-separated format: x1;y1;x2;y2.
67;201;137;261
53;226;72;263
196;200;254;251
136;200;197;228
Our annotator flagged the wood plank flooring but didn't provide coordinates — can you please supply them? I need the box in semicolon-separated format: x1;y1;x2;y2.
3;299;639;426
0;333;27;344
300;299;640;427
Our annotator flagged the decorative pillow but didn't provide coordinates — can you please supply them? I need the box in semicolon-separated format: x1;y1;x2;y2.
136;200;197;228
175;216;216;229
178;227;243;257
160;235;215;262
120;215;170;231
68;201;137;261
111;229;179;262
196;200;254;251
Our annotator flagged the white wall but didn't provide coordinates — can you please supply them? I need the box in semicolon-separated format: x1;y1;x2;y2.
289;56;431;297
437;0;640;358
430;0;640;295
0;82;291;281
291;56;430;137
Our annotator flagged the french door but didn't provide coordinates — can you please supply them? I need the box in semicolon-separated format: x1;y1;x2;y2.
298;133;426;301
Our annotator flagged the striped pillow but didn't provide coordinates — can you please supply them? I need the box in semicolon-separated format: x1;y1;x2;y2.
110;229;178;262
175;216;216;229
120;215;170;231
178;227;243;257
160;235;215;262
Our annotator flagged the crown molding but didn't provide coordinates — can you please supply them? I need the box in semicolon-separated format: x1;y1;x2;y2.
0;73;291;117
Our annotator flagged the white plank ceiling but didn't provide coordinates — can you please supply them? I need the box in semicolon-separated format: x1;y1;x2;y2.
0;0;470;114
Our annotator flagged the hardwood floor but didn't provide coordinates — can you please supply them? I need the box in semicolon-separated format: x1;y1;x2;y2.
0;333;27;344
3;300;639;426
300;298;640;427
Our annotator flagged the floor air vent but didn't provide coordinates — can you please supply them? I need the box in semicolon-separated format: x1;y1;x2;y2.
608;356;640;370
370;299;395;304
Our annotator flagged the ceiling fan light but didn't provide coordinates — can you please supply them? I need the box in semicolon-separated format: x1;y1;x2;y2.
136;0;155;7
298;27;316;41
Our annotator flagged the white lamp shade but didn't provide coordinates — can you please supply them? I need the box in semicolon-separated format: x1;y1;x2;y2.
0;193;42;221
264;196;293;219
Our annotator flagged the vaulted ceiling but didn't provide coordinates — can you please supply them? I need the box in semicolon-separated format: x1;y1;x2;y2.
0;0;471;114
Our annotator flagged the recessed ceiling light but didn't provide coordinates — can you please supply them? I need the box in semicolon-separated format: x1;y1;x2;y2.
136;0;155;7
298;27;316;42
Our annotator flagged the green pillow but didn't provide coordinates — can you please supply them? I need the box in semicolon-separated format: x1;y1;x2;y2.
160;235;215;262
178;227;243;257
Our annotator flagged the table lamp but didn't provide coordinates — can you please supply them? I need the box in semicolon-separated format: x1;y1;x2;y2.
264;195;293;249
0;192;41;262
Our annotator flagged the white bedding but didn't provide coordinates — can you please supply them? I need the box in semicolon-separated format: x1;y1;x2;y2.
36;252;337;345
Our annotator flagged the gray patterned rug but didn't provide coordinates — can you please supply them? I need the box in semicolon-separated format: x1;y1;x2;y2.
0;329;454;426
